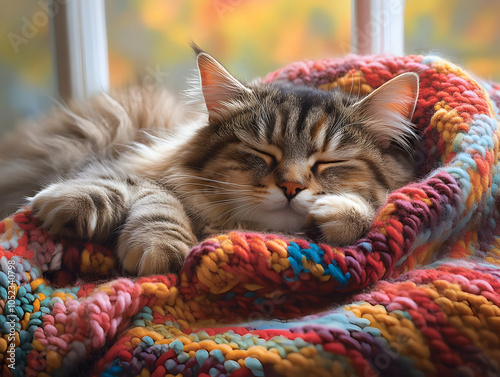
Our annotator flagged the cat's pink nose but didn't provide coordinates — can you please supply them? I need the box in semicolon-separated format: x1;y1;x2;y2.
279;181;305;200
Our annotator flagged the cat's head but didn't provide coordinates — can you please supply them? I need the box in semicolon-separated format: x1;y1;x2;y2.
172;48;419;237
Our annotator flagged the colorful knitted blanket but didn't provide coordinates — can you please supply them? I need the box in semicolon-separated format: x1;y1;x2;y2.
1;55;500;377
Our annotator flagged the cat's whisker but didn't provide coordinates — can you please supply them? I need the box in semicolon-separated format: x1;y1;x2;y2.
336;121;362;133
168;180;251;191
238;202;265;229
202;202;250;219
165;174;255;189
197;169;232;180
241;202;264;226
348;71;355;97
171;187;264;207
206;202;251;230
164;176;257;191
193;197;253;224
216;197;262;228
171;184;257;197
357;74;361;98
197;197;252;212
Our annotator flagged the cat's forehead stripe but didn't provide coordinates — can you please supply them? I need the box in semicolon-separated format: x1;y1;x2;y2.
260;90;343;156
321;132;342;154
310;114;327;140
265;112;276;144
294;93;317;137
279;108;289;138
357;154;391;191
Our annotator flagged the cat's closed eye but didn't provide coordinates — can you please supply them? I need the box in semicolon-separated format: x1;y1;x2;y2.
247;147;277;167
312;160;347;174
238;145;284;174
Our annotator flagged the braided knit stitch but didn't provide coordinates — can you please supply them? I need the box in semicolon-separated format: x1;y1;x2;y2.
1;55;500;377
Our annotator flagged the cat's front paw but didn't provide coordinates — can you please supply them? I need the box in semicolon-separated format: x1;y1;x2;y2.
30;182;122;241
117;224;196;276
307;193;375;245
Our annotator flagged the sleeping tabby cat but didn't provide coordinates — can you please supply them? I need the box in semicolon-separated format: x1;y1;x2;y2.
0;47;419;275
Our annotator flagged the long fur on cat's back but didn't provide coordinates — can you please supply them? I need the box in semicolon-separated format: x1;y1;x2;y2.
0;87;198;218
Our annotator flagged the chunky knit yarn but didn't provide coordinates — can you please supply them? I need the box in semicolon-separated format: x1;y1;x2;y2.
1;55;500;377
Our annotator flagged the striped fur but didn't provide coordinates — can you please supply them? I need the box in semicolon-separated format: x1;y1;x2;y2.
0;49;418;275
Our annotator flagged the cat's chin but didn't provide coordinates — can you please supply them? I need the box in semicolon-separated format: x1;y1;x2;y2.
242;207;306;234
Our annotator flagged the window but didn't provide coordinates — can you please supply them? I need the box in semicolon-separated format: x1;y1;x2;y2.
1;0;498;136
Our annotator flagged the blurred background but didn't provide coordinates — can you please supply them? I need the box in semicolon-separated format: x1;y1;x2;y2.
0;0;499;136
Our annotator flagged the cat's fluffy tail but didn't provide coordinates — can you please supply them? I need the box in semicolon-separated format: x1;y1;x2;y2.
0;87;195;218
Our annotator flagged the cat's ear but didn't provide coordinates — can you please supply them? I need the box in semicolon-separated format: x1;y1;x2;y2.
193;45;252;120
352;72;419;149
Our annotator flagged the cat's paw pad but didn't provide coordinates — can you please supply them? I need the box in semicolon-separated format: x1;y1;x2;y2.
30;183;117;241
307;194;374;245
118;238;191;276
